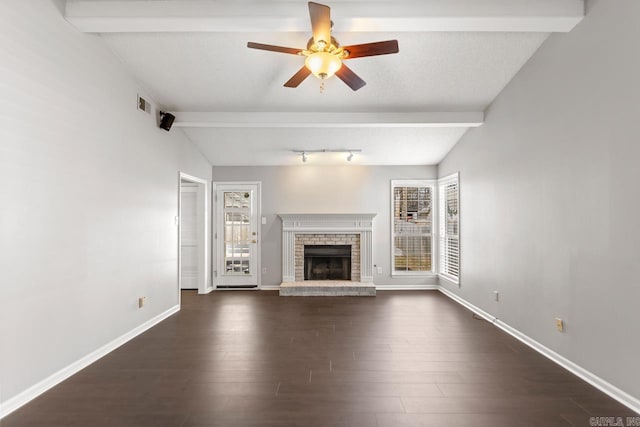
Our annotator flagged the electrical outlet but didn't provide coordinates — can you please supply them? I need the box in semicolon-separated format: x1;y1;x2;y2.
493;291;500;302
262;267;267;274
138;297;146;308
377;266;383;274
555;318;564;332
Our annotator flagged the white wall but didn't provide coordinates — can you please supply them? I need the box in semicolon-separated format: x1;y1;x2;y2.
438;0;640;402
0;0;211;406
212;165;437;287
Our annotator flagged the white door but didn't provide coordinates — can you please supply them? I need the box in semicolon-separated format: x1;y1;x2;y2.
180;184;200;289
178;173;209;296
216;183;260;288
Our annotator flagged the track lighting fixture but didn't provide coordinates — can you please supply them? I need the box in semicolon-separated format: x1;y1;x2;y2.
292;149;362;163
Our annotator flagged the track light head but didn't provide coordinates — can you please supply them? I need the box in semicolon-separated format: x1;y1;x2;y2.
347;151;354;162
302;152;307;163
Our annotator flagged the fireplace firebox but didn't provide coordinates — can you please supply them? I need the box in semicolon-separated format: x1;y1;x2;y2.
304;245;352;280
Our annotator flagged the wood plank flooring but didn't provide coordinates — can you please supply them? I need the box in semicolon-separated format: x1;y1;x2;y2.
3;291;637;426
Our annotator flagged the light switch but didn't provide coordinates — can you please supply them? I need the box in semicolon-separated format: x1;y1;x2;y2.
261;216;267;225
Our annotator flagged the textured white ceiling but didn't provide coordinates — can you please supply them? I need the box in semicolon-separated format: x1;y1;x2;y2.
183;127;470;166
95;7;549;165
101;31;547;112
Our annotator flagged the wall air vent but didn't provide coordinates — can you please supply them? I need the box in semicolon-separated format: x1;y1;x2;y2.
137;94;150;113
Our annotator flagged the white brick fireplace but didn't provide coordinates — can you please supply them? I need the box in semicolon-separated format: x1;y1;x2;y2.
279;213;376;283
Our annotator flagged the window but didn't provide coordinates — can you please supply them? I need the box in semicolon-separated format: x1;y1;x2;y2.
438;173;460;284
391;180;435;275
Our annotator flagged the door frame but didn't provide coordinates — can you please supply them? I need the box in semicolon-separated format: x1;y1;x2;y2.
178;172;211;304
213;181;262;289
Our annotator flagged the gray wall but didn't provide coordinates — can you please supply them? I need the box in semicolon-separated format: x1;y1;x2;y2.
0;1;211;404
212;165;437;287
438;0;640;400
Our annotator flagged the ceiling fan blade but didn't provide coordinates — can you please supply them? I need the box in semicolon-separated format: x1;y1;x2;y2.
308;2;331;46
342;40;399;59
247;42;302;55
335;64;366;91
284;66;312;88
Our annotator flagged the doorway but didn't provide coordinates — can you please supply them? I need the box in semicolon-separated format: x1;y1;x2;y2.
215;182;261;288
179;173;210;296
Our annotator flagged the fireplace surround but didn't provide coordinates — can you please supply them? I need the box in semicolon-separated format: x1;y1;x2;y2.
279;213;376;283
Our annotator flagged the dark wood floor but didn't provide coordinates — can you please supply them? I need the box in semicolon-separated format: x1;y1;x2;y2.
4;291;636;426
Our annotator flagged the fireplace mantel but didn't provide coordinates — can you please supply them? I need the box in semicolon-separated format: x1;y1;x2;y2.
279;213;376;232
279;213;376;283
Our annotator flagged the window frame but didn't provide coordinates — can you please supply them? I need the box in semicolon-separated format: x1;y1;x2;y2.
438;172;460;285
390;179;438;277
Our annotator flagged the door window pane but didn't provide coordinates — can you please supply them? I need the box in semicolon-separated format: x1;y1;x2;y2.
224;192;250;209
223;191;252;275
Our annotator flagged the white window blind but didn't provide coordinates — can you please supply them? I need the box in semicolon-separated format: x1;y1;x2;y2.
438;174;460;284
391;180;435;275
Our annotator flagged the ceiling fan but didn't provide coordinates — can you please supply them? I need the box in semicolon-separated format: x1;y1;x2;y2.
247;2;399;91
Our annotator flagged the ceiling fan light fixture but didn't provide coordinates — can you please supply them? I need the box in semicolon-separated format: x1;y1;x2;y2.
305;51;342;80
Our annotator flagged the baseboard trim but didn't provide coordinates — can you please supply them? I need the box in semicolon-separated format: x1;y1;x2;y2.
260;284;439;291
376;284;439;291
438;286;496;322
438;287;640;415
0;305;180;420
493;319;640;414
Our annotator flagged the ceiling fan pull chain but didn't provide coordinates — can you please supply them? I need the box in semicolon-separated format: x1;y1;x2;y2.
320;81;325;94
